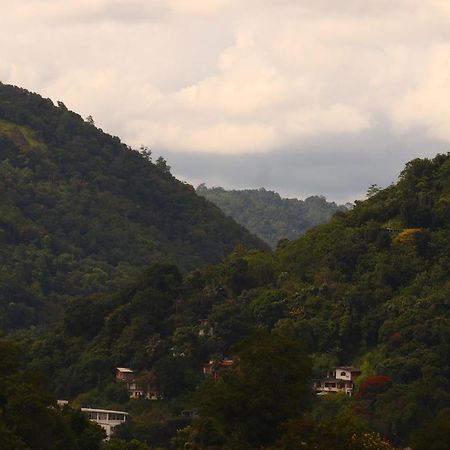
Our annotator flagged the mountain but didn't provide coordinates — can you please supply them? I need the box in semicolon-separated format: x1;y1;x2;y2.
0;83;266;330
196;185;348;248
23;153;450;448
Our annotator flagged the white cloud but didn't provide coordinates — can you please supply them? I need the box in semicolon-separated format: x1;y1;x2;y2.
11;0;168;23
391;44;450;140
168;0;231;16
0;0;449;157
285;105;371;138
173;58;285;115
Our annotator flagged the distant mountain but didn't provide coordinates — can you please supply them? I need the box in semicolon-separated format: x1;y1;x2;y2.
196;185;348;248
0;83;266;330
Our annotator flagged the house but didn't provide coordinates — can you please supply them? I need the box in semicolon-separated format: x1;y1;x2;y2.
198;319;214;337
203;358;234;380
313;366;361;396
180;410;198;419
127;380;163;400
115;367;135;383
115;367;163;400
82;408;128;439
313;378;355;395
329;366;361;381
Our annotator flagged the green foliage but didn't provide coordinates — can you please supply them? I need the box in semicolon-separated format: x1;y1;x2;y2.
102;438;151;450
190;331;311;449
197;184;347;248
268;414;395;450
410;409;450;450
13;152;450;448
0;335;105;449
0;83;266;330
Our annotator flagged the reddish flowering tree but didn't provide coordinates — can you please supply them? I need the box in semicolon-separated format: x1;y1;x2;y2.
355;375;392;400
387;332;402;347
354;375;393;417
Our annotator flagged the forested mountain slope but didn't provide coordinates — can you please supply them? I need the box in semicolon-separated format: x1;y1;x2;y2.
23;153;450;449
0;83;266;330
196;185;347;248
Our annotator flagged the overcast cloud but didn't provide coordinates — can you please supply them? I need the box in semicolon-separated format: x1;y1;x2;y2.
1;0;449;202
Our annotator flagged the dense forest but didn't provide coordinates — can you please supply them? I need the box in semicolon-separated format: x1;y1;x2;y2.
13;153;449;449
0;334;107;449
0;83;266;331
196;185;347;248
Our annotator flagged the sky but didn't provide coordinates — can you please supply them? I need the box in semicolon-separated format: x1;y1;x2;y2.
1;0;449;202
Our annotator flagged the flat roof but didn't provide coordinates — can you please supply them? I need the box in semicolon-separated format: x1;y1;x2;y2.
116;367;134;373
314;378;352;383
81;408;129;415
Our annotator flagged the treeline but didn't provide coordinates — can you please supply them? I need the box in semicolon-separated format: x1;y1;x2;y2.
196;184;348;248
0;83;266;331
18;153;450;449
0;334;106;449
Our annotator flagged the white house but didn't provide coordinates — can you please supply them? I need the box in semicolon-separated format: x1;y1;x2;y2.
81;408;128;439
329;366;361;381
313;366;361;396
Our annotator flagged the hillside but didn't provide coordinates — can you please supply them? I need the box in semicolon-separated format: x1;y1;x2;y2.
0;83;266;330
196;185;347;248
22;153;450;449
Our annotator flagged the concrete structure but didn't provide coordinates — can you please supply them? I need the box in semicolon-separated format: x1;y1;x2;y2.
313;366;361;396
115;367;135;383
313;378;355;395
115;367;163;400
81;408;128;439
203;358;234;380
198;319;214;337
330;366;361;381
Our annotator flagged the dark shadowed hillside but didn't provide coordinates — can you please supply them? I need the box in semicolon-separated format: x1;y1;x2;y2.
196;185;347;248
0;83;266;330
23;153;450;449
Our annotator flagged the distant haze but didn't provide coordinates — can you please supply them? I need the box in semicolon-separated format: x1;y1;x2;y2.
1;0;449;202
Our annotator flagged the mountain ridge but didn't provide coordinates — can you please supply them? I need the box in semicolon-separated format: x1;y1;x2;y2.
196;184;348;248
0;82;267;330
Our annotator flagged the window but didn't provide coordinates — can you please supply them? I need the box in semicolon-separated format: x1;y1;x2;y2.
98;413;107;420
88;412;98;420
341;371;347;376
108;413;126;421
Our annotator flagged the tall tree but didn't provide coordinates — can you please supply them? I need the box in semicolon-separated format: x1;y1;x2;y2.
191;331;311;449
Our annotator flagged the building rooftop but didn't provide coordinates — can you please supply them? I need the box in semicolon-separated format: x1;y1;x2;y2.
314;378;352;383
81;408;129;415
116;367;134;373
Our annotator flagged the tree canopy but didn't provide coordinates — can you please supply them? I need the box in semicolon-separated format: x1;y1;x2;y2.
2;82;449;449
190;331;311;449
196;185;347;248
23;153;446;449
0;83;266;330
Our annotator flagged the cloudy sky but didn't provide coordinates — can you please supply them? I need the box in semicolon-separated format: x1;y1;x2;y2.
1;0;449;202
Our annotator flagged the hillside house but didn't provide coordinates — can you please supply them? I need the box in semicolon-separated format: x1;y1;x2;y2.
198;319;214;337
313;366;361;396
330;366;361;381
115;367;163;400
115;367;135;383
203;358;234;379
82;408;128;439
